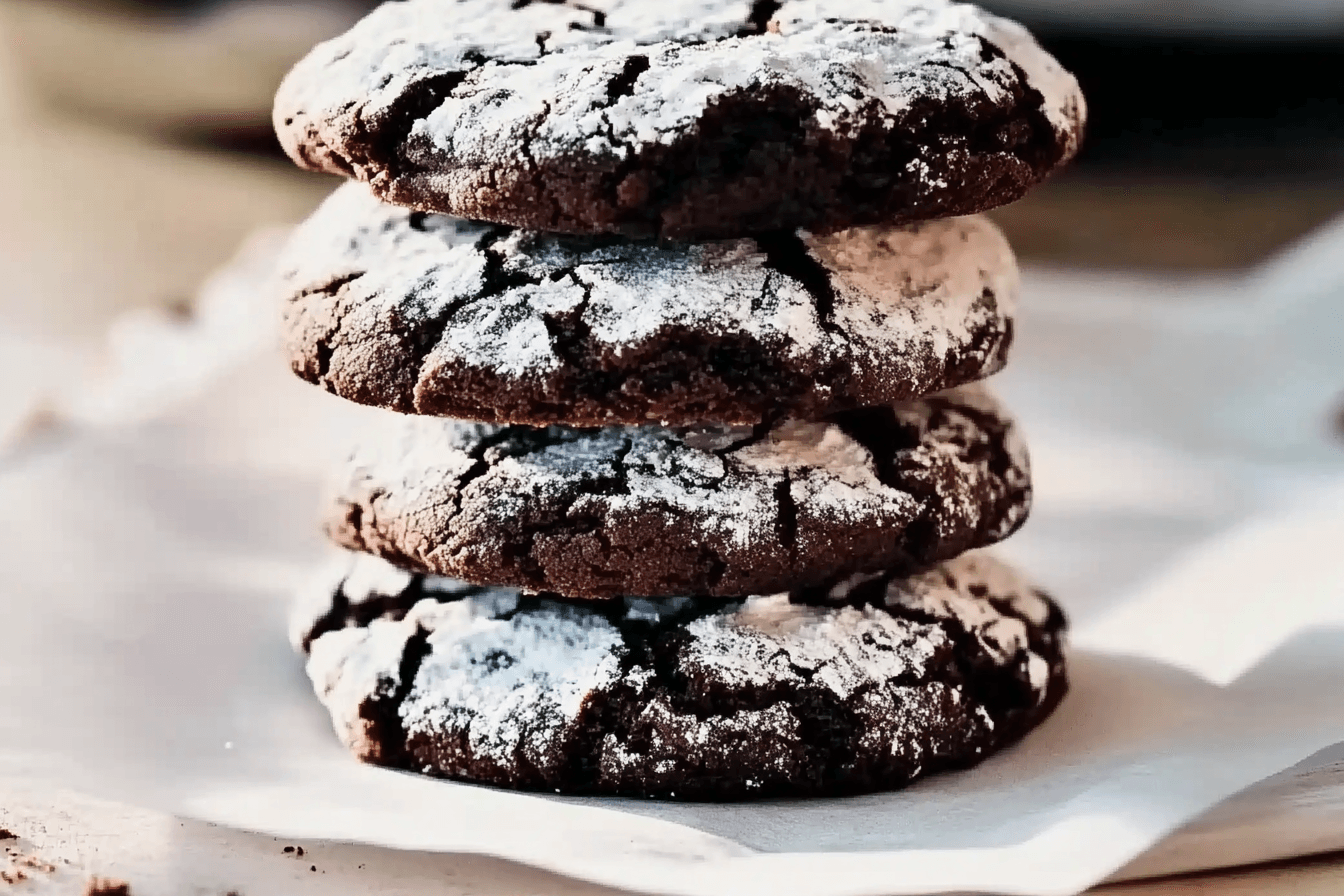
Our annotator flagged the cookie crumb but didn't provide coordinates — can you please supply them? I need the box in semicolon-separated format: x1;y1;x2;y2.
3;851;57;883
282;846;294;854
84;878;132;896
164;297;196;322
310;865;317;872
296;846;305;857
0;829;15;840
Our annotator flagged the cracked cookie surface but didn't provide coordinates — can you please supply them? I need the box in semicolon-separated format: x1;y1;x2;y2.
297;549;1067;799
325;383;1031;598
282;182;1019;426
274;0;1085;240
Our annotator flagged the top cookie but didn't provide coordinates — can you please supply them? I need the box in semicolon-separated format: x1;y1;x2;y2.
274;0;1086;240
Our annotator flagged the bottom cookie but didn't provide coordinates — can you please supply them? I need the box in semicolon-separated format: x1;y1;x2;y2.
294;552;1068;801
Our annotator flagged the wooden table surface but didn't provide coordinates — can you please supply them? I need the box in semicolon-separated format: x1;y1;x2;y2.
2;12;1344;896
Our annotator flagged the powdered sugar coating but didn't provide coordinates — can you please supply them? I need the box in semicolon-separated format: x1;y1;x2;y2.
274;0;1086;239
281;181;1018;426
825;550;1056;692
298;549;1067;799
325;384;1032;598
306;619;413;762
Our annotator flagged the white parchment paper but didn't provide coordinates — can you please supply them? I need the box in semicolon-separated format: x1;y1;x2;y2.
0;225;1342;896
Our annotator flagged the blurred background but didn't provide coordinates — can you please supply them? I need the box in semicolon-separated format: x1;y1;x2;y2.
1;0;1343;334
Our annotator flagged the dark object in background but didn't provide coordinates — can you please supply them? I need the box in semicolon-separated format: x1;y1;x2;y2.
1039;33;1344;175
977;6;1344;269
82;879;132;896
978;1;1344;172
983;0;1344;40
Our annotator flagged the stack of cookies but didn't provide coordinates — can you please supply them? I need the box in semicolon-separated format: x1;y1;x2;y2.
273;0;1085;800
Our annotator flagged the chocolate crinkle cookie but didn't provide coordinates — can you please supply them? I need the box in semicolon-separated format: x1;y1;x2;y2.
280;181;1019;426
295;550;1067;800
274;0;1086;240
325;384;1031;599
